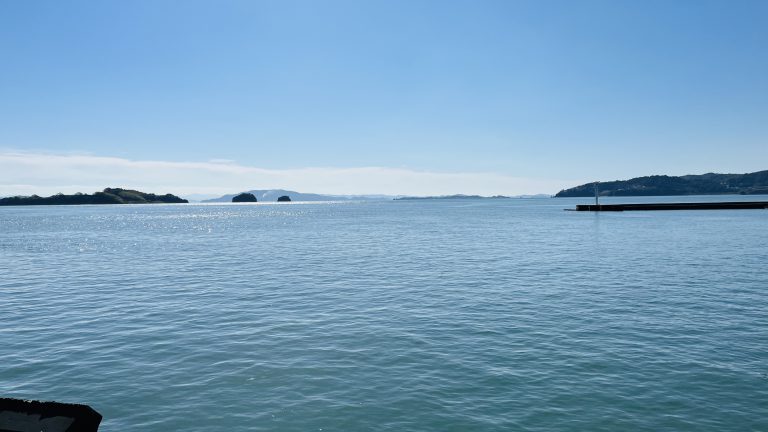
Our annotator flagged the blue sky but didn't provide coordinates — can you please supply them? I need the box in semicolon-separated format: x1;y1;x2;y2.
1;0;766;196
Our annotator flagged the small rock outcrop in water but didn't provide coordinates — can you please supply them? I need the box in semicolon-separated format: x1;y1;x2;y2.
232;192;258;203
277;195;291;202
201;189;392;202
0;397;102;431
0;188;188;206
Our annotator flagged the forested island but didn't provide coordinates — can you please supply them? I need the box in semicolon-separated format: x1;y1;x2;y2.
231;192;258;202
556;170;768;197
0;188;188;206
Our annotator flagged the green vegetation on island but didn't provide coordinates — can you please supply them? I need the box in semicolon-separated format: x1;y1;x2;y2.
0;188;188;206
556;170;768;197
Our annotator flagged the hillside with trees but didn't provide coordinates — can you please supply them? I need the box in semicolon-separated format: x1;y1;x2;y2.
0;188;188;206
556;170;768;197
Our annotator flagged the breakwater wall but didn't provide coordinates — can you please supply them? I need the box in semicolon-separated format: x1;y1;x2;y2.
575;201;768;211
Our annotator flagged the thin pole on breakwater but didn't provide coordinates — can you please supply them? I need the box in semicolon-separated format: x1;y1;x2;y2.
594;181;599;207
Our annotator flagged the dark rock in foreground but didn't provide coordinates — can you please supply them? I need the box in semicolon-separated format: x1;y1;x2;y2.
277;195;291;202
556;170;768;197
0;397;102;431
0;188;188;206
231;192;258;203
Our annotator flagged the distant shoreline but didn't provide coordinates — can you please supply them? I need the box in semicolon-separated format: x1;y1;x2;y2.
0;188;188;206
394;194;551;200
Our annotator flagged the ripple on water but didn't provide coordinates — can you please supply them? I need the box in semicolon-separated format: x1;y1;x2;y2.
1;200;767;431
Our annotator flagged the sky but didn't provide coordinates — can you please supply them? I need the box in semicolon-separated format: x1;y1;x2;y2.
1;0;766;197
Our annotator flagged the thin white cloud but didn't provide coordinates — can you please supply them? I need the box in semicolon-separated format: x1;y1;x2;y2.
0;151;575;197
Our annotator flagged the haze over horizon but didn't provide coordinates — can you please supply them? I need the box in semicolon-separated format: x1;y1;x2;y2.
2;1;766;196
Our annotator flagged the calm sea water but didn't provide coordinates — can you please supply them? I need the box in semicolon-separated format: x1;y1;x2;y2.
2;197;767;431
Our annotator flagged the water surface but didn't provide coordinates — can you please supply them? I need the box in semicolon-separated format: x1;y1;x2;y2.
2;197;767;431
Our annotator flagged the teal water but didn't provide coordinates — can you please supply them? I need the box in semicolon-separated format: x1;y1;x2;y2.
2;197;767;431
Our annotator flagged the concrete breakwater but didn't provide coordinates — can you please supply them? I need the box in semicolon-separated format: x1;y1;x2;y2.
575;201;768;211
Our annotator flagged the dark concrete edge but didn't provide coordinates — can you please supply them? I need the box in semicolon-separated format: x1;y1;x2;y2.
574;201;768;211
0;398;102;432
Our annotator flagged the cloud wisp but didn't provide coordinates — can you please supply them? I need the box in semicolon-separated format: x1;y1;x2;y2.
0;151;572;198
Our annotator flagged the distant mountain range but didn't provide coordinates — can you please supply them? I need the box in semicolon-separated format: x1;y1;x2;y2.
556;170;768;197
394;194;551;200
201;189;394;203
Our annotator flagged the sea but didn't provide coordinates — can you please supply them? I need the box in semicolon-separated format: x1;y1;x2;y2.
2;196;767;431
